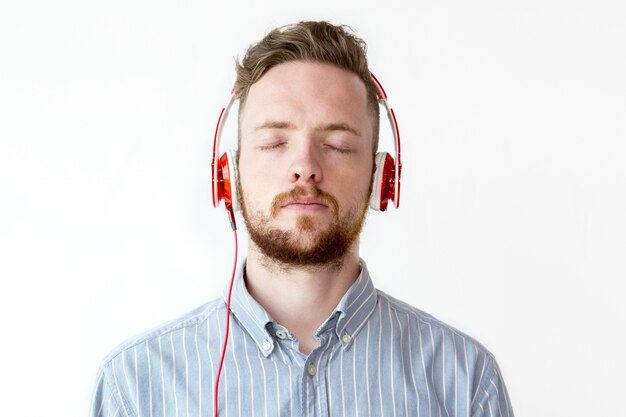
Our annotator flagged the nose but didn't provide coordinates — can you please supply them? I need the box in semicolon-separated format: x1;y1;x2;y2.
289;141;323;185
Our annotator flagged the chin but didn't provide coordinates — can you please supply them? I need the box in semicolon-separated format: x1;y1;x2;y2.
269;214;329;233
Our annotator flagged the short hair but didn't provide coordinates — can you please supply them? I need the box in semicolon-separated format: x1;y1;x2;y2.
234;21;380;153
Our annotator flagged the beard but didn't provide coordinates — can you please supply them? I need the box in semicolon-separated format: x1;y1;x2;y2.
237;182;371;269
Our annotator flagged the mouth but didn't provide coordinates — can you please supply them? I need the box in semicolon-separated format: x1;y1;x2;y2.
281;196;329;211
270;186;338;218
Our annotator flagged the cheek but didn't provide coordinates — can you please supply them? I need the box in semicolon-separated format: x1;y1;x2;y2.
340;157;374;187
332;166;373;206
238;167;273;205
238;147;279;183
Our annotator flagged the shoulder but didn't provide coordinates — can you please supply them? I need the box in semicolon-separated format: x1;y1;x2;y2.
375;289;497;361
100;297;225;367
373;290;514;414
91;298;226;416
375;290;507;398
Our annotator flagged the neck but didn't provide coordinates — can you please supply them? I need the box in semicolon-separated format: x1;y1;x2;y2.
244;240;362;355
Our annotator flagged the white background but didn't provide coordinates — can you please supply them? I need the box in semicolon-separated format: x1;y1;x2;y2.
1;0;625;416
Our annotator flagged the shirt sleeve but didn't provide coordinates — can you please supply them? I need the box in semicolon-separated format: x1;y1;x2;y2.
90;364;130;417
472;357;515;417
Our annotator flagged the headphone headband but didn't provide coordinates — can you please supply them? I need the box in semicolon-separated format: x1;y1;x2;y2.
370;72;402;208
212;72;402;211
211;95;237;208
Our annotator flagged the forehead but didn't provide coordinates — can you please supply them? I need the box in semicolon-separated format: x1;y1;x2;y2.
240;61;370;131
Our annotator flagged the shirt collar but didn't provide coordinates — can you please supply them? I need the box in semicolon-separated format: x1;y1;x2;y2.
224;258;378;356
223;261;276;357
328;259;378;350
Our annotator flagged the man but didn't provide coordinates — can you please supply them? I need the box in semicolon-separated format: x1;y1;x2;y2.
91;21;514;417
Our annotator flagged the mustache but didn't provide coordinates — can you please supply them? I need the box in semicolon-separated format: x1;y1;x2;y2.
270;186;339;218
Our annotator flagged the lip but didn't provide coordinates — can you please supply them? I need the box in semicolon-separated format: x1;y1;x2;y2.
281;197;329;211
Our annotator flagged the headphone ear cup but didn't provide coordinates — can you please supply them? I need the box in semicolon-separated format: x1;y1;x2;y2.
215;150;239;211
370;152;387;211
226;149;239;212
369;152;395;211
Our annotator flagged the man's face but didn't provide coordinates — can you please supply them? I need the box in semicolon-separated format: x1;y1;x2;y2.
237;61;375;267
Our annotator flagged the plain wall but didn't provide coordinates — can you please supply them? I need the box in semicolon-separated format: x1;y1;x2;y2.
1;0;625;416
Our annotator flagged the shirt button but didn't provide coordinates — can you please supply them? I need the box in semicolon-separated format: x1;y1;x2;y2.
341;334;351;344
307;364;317;376
262;341;272;351
275;330;287;339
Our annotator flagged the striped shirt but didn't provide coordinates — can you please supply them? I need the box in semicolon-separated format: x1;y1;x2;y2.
91;260;514;417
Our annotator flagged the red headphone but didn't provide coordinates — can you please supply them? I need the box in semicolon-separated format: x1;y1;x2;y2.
211;72;402;213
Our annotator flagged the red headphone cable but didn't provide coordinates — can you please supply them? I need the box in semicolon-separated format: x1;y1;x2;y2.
213;208;238;417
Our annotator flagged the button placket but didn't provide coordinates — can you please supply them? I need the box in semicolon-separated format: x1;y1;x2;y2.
300;336;332;417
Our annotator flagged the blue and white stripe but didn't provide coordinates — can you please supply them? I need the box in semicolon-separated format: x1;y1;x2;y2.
91;260;513;417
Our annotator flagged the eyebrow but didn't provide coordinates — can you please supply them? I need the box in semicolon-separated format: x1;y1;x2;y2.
253;120;360;136
314;123;360;137
253;121;296;132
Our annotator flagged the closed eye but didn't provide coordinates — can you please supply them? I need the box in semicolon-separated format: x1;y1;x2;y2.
258;141;286;151
324;143;353;154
